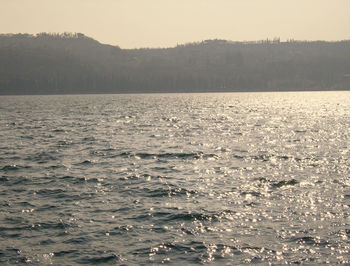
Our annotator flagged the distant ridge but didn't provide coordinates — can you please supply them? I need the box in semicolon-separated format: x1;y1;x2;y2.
0;33;350;94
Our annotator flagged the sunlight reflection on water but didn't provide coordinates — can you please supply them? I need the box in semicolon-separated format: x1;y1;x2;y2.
0;91;349;264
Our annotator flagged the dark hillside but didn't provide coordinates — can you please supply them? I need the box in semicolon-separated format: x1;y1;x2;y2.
0;33;349;94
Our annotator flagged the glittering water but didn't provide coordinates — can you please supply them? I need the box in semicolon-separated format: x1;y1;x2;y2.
1;92;350;264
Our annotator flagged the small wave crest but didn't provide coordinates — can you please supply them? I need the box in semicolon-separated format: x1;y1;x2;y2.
119;151;218;160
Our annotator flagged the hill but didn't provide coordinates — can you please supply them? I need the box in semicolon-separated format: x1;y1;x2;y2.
0;33;350;94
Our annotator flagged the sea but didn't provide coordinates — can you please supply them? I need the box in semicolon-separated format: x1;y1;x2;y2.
0;92;349;265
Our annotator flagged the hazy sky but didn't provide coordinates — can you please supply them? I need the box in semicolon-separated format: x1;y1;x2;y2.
1;0;349;48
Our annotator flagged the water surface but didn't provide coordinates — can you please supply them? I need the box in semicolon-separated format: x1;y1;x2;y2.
1;92;349;264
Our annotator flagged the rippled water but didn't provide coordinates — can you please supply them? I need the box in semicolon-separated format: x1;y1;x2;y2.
1;92;350;264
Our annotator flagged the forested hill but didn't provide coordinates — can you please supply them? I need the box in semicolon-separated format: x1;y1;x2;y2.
1;33;350;94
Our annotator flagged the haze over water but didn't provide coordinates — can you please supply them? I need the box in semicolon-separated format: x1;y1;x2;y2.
1;92;349;264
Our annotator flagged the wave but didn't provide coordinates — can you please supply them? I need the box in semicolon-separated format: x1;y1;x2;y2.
74;160;94;165
142;186;198;198
109;225;134;235
271;179;299;188
59;175;87;184
118;151;218;160
30;152;58;163
53;250;78;257
0;220;75;232
131;241;270;263
255;177;299;189
77;254;121;264
289;236;329;247
1;165;31;171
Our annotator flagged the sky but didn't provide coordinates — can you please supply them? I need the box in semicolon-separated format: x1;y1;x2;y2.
1;0;349;48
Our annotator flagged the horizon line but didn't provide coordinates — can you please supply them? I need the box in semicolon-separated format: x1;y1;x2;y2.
1;31;350;49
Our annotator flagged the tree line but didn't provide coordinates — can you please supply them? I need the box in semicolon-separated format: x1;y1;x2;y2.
0;33;350;94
